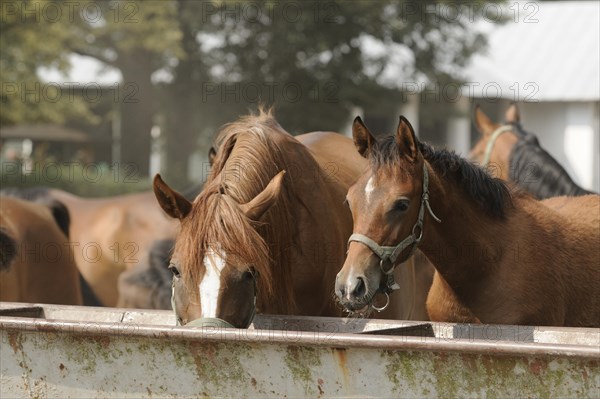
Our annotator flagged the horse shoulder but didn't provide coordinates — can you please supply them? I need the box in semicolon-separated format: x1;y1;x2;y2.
426;272;481;324
536;195;600;326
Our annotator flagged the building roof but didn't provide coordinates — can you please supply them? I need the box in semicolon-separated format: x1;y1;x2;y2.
465;1;600;101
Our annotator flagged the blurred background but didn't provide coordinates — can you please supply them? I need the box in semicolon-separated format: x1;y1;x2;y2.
1;0;599;194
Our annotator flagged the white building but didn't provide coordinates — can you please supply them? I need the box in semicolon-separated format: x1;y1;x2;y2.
463;0;599;191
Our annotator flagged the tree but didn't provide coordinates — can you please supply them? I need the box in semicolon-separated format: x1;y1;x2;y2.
0;0;96;125
67;1;182;177
158;0;213;187
157;0;503;186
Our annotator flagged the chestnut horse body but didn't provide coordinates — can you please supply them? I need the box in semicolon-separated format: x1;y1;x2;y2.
337;116;599;327
0;196;83;305
154;111;430;328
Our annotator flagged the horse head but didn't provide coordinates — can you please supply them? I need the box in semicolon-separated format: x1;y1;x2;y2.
153;170;285;328
470;103;593;198
336;116;438;312
469;104;523;180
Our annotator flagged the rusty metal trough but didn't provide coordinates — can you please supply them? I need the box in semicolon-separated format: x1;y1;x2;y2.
1;302;598;398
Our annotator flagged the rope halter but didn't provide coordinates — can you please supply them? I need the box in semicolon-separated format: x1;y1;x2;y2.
482;125;514;166
347;163;441;303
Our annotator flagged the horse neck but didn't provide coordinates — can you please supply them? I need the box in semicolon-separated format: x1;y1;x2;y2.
417;167;514;291
509;140;593;199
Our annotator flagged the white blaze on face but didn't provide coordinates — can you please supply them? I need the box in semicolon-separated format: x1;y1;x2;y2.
365;176;375;204
199;249;227;318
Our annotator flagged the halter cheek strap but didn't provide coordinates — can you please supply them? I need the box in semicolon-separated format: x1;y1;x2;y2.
347;163;441;295
482;125;514;166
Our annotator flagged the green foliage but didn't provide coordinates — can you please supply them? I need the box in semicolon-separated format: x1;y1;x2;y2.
67;1;183;69
0;0;97;125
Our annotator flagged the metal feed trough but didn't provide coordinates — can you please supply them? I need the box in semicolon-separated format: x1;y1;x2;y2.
1;302;598;398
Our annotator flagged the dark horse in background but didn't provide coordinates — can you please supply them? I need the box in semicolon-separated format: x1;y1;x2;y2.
116;239;173;309
470;103;596;199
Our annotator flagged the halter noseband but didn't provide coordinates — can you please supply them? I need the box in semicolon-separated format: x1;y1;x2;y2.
347;163;441;302
482;125;514;166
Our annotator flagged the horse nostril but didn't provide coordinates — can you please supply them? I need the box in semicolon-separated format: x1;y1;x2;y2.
352;277;366;298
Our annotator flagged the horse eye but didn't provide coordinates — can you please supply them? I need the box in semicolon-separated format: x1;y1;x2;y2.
243;268;256;281
169;263;181;278
393;199;410;213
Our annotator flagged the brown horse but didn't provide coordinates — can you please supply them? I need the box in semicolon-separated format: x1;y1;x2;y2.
45;189;180;307
0;196;83;304
336;115;600;327
0;186;188;307
153;110;431;328
470;104;595;199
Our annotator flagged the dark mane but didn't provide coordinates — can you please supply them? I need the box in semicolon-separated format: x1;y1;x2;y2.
176;109;302;314
509;126;594;199
0;227;17;271
368;137;512;218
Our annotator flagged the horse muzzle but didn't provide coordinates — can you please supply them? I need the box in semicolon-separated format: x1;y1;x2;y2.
335;259;380;311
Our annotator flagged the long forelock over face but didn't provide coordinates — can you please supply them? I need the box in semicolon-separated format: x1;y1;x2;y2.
174;184;274;299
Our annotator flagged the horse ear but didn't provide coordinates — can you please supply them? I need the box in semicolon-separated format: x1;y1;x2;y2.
474;105;496;136
208;147;217;166
241;170;286;221
352;116;376;158
396;116;419;161
505;103;520;123
153;174;192;220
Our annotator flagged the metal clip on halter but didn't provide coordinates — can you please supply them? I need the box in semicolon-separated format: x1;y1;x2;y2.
371;292;390;312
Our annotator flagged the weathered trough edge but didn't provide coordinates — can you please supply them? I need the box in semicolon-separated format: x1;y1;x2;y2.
1;315;598;360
